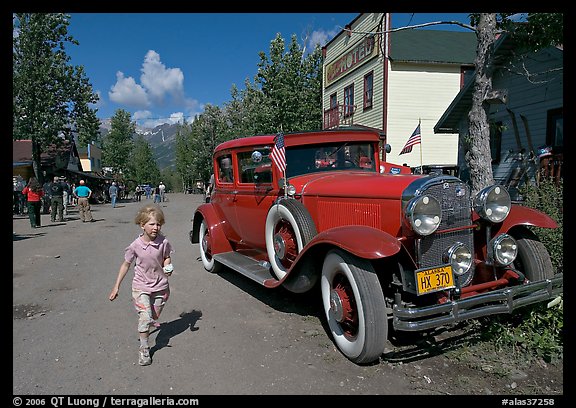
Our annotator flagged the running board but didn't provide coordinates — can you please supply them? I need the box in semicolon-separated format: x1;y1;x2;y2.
214;252;276;285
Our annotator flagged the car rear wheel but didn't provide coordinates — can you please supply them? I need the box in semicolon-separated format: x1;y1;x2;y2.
511;226;555;281
265;199;317;280
321;249;387;364
199;218;222;273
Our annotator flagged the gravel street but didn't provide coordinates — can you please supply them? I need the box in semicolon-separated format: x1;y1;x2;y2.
13;193;563;398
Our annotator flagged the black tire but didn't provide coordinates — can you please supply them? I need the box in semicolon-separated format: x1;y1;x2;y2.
321;248;388;364
199;218;222;273
511;226;554;281
265;199;317;280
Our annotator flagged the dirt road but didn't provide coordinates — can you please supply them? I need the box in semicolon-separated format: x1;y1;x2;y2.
13;193;563;397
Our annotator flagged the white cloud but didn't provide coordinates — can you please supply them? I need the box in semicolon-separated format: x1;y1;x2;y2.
109;50;201;125
132;110;153;121
308;29;338;52
140;50;184;103
108;72;149;108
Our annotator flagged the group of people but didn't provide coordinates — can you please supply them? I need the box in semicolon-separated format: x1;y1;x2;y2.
114;182;167;206
14;175;96;228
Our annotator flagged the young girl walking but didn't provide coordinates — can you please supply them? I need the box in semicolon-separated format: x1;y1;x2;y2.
109;204;174;366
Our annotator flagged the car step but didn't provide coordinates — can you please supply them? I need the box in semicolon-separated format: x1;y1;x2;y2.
214;252;276;285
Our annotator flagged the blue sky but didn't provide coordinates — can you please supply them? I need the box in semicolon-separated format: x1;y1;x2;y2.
65;13;472;128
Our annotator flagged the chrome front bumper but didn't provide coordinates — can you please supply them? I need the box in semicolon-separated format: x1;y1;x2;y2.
393;274;563;331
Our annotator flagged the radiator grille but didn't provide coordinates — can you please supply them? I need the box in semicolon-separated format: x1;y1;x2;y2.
419;181;474;284
318;201;381;230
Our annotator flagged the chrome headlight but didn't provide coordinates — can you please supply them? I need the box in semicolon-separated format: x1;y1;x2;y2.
286;184;296;196
406;195;442;236
488;234;517;266
444;242;473;275
473;185;511;223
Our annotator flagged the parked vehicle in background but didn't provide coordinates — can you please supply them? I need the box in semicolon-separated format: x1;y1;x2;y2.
189;127;562;364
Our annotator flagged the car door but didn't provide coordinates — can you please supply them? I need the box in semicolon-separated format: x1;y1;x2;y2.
233;147;277;250
210;152;243;243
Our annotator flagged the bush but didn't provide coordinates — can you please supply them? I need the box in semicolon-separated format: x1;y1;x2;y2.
477;179;564;362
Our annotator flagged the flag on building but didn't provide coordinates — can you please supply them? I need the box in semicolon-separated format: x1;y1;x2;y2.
271;132;286;173
399;123;422;155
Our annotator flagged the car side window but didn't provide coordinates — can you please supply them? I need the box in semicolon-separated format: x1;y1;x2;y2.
238;149;272;184
217;154;234;183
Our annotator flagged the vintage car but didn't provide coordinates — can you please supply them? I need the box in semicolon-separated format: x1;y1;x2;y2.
189;127;563;364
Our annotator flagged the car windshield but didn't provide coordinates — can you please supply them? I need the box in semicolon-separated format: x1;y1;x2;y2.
285;142;376;178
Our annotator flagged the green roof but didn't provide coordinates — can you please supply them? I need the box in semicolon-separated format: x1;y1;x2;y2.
390;29;477;64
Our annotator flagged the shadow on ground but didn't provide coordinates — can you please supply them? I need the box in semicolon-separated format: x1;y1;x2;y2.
150;310;203;356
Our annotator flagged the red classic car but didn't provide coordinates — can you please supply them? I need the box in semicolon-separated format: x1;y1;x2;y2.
189;127;563;364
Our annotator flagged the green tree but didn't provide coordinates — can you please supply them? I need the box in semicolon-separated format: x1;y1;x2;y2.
76;107;102;148
128;135;160;186
102;109;135;176
13;13;99;183
175;123;196;191
254;33;323;133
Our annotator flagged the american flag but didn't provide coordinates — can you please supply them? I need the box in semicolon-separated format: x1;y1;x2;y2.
271;132;286;173
399;123;422;155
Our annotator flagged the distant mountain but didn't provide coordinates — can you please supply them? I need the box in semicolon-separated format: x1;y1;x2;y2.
99;120;179;170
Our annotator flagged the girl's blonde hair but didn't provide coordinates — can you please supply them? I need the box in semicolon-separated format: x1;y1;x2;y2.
134;204;165;226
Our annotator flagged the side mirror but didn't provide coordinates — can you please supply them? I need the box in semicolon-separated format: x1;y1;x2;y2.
385;144;391;154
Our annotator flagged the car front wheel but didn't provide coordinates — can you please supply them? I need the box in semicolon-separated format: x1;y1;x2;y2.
321;249;388;364
511;226;555;281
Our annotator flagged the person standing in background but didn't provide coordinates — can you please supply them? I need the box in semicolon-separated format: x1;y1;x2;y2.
73;180;94;222
21;177;44;228
153;185;161;204
61;176;71;217
158;182;166;202
42;179;52;215
109;182;119;208
49;176;66;222
13;175;26;215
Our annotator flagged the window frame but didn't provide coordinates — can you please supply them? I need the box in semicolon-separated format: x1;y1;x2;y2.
363;71;373;110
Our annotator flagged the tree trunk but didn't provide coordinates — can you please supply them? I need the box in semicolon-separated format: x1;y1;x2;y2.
466;13;497;196
32;139;44;184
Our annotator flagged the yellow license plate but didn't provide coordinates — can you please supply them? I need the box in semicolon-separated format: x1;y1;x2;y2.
415;265;455;295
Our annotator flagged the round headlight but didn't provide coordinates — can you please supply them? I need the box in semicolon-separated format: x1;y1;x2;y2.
444;242;473;275
406;195;442;236
489;234;517;266
473;185;511;223
286;184;297;196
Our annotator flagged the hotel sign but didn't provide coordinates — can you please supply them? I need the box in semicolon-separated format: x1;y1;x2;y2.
325;34;378;87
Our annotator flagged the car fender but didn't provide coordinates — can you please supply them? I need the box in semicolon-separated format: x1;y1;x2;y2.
493;205;558;234
190;203;233;254
302;225;401;259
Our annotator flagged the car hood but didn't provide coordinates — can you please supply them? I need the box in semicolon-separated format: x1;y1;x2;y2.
291;171;424;200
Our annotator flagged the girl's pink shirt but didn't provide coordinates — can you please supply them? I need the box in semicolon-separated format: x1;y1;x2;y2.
125;233;173;293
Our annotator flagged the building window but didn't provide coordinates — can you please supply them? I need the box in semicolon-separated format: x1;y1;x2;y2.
363;72;373;110
546;108;563;153
344;84;354;117
330;93;337;109
490;121;503;164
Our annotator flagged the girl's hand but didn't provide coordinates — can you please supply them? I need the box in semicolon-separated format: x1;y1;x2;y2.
163;264;174;276
109;288;119;301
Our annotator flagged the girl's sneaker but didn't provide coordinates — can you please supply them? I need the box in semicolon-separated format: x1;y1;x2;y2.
139;347;151;366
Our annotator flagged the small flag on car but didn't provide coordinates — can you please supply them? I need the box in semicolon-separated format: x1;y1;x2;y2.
271;132;287;173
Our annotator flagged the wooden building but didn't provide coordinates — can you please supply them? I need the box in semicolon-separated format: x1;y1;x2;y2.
322;13;477;168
